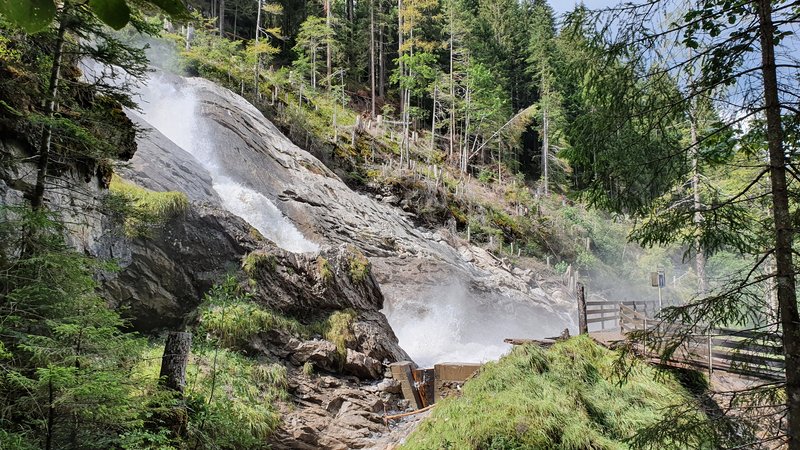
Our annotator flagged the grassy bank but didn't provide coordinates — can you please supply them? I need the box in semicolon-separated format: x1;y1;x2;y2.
401;336;709;450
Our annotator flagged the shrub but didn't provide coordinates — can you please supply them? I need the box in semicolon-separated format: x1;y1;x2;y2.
199;277;304;348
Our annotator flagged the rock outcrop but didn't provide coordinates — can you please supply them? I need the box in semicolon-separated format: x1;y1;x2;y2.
129;72;578;360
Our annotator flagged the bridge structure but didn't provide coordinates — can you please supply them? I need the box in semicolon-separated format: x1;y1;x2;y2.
581;293;785;381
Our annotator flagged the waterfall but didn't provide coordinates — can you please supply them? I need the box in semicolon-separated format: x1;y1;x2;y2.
133;73;319;254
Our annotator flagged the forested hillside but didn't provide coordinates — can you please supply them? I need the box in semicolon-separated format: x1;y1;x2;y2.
1;0;799;448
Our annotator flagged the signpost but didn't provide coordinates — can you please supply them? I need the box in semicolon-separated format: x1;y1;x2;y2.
650;269;665;309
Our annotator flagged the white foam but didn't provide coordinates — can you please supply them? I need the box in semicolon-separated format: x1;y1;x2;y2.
135;73;319;254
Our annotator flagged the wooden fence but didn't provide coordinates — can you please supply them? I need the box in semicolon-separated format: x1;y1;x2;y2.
584;300;784;381
585;299;661;331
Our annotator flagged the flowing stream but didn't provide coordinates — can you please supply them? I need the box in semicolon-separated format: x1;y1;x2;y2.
134;73;319;254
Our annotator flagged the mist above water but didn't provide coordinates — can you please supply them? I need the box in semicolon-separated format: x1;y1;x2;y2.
134;73;319;254
386;282;572;368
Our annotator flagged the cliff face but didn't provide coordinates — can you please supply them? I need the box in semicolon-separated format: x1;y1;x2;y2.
126;71;577;366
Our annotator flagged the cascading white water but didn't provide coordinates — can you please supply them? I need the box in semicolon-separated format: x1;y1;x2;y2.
134;73;319;254
388;296;511;368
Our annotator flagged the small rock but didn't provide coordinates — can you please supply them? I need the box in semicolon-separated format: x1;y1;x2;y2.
290;340;339;372
319;376;341;388
343;349;383;380
376;378;401;394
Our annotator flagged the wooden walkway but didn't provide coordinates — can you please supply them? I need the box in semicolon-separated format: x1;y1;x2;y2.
583;299;785;381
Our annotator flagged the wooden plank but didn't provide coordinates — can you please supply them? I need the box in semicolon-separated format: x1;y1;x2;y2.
503;338;557;347
391;362;423;409
586;301;620;307
712;352;785;369
712;338;783;356
587;312;620;321
586;306;619;313
588;316;617;324
713;328;782;341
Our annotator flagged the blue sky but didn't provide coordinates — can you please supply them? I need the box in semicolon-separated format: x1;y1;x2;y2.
550;0;621;15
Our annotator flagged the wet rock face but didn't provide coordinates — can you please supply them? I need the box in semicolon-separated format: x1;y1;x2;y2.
129;72;577;363
103;204;256;330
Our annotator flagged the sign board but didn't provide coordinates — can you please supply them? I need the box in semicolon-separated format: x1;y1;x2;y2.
650;271;666;288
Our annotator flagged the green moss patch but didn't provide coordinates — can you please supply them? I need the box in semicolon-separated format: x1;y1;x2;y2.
108;175;188;237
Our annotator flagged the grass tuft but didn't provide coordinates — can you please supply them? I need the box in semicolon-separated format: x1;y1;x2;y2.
401;336;710;450
346;245;371;283
108;175;188;237
242;251;278;275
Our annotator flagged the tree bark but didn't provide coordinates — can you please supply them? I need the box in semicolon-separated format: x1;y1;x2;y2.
159;332;192;393
219;0;225;36
690;107;707;294
577;282;587;335
370;0;376;118
542;107;549;196
32;7;69;210
325;0;332;85
756;1;800;448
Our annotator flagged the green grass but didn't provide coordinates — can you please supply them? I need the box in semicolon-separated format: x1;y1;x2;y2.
132;344;286;449
200;298;306;348
346;245;371;283
241;251;278;275
401;336;710;450
323;309;357;360
108;175;188;237
317;256;333;283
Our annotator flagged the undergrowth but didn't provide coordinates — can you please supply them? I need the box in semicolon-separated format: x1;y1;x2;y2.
132;344;286;449
401;336;711;450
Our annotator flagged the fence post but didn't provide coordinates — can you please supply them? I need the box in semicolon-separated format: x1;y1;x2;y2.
707;334;713;376
577;283;588;335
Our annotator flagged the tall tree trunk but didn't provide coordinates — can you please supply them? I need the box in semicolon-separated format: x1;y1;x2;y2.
757;2;800;448
325;0;332;85
690;108;707;293
45;377;54;450
431;85;437;150
159;332;192;393
397;0;403;118
219;0;225;36
254;0;262;96
542;107;549;195
449;5;455;161
32;6;69;211
232;2;237;38
370;0;376;118
379;1;385;99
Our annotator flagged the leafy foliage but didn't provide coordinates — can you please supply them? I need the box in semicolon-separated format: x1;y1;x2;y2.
0;206;151;449
0;0;186;33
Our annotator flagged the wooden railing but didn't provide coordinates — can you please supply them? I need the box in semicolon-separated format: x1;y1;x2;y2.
581;298;784;381
619;303;784;380
585;299;661;331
